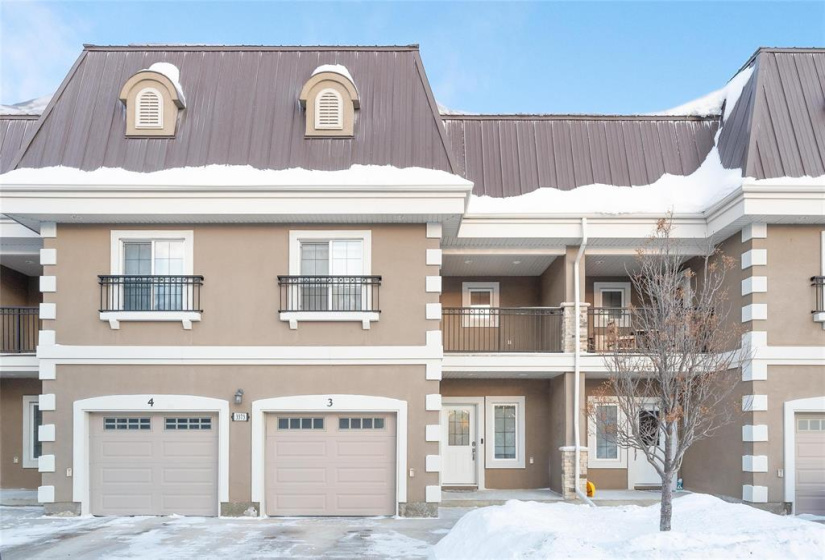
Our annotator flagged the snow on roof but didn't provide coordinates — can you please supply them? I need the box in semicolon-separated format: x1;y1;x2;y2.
0;95;53;116
467;146;744;216
652;65;755;119
437;102;477;116
0;164;472;188
311;64;355;84
144;62;186;106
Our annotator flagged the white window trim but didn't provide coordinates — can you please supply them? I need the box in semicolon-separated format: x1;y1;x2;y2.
593;282;631;308
72;394;229;517
22;395;40;468
461;282;500;327
594;281;631;328
283;230;374;328
587;397;628;469
314;88;344;130
783;396;825;513
485;396;525;469
815;232;825;325
105;230;197;329
135;87;164;129
251;394;407;517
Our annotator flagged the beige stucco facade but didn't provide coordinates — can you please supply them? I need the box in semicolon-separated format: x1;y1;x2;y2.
41;364;438;511
0;378;42;489
45;223;438;347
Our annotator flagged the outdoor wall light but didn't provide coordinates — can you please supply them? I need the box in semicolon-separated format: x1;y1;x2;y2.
234;389;244;405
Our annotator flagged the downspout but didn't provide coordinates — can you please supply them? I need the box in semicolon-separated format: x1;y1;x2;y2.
573;217;596;506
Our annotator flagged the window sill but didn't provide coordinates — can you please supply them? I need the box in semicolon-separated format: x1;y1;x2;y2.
485;459;525;470
279;311;379;331
813;312;825;326
99;311;202;330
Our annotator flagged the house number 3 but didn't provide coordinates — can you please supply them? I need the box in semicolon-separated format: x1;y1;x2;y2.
327;398;333;407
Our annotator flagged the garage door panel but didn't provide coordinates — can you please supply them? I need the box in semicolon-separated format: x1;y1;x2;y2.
98;441;154;458
335;467;392;484
89;412;217;516
265;413;396;516
273;440;328;457
796;414;825;515
276;467;327;483
100;467;154;483
336;439;394;457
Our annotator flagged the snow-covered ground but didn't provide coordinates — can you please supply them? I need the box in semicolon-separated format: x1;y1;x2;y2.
432;494;825;559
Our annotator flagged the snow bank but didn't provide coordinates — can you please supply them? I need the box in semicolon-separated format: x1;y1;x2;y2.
468;146;742;216
0;95;52;116
437;102;477;116
0;163;472;188
653;65;754;119
145;62;185;105
432;494;825;560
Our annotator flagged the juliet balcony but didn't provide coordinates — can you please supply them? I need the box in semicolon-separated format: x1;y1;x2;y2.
277;275;382;329
98;275;204;329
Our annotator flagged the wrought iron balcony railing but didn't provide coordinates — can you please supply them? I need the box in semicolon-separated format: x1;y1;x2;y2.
442;307;563;353
99;275;204;312
278;276;381;313
0;306;40;354
588;307;637;353
812;276;825;315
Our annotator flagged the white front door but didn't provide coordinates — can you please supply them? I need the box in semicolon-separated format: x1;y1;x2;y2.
442;405;477;485
628;407;676;489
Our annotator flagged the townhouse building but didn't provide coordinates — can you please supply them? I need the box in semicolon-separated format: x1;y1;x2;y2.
0;45;823;518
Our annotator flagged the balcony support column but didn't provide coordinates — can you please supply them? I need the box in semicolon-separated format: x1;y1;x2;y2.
561;302;590;353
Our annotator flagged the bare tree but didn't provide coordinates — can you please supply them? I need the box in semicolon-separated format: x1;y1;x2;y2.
588;218;744;531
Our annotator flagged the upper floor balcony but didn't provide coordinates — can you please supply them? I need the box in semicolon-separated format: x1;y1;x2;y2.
98;275;204;329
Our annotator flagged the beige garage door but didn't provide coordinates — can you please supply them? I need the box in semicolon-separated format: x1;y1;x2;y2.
265;413;396;516
796;414;825;515
89;412;218;516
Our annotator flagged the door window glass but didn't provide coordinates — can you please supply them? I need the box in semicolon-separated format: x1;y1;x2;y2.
448;410;470;446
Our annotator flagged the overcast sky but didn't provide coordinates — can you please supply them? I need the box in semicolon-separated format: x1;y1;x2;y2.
1;1;822;113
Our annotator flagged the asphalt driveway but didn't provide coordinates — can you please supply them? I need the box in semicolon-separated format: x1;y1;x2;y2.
0;506;466;559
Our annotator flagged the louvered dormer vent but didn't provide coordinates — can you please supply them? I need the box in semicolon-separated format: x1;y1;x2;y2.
135;88;163;129
315;89;343;130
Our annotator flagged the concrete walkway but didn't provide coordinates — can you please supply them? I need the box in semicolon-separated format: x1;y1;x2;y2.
442;487;675;507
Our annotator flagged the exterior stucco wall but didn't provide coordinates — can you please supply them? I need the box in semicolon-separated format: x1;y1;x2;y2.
540;257;566;307
440;276;542;308
0;378;42;489
40;365;438;506
761;365;825;503
766;225;824;346
46;223;438;347
0;265;40;307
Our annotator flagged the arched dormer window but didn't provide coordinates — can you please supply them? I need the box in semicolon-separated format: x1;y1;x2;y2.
135;87;163;129
119;63;185;138
315;88;343;130
299;65;359;138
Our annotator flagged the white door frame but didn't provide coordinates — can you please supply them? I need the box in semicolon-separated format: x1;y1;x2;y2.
441;396;485;490
251;394;407;517
73;394;230;516
784;396;825;513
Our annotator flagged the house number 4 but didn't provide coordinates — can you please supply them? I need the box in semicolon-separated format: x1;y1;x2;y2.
147;398;154;407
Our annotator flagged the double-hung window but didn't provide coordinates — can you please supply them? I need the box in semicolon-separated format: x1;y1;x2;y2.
300;239;364;311
122;239;186;311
